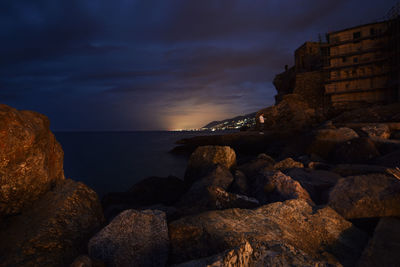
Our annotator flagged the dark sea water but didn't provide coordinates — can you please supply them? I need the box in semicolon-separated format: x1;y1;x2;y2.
54;131;225;197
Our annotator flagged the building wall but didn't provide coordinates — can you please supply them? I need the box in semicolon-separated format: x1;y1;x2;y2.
295;42;324;72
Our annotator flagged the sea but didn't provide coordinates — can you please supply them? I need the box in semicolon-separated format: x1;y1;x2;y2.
54;131;229;197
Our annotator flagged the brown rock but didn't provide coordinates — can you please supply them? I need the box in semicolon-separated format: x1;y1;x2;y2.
357;217;400;267
70;255;93;267
230;170;249;195
273;157;304;170
185;146;236;184
237;154;275;179
328;174;400;219
331;164;389;176
89;209;169;267
308;127;359;159
169;199;367;266
0;179;104;267
0;104;64;217
174;241;253;267
250;170;313;205
374;149;400;168
360;124;391;139
333;137;380;164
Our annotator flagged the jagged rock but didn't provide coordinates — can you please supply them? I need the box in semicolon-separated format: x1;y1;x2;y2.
285;168;342;204
230;170;249;195
89;209;168;267
174;241;253;267
273;158;304;170
237;154;275;179
360;124;391;139
328;174;400;219
308;127;359;159
0;104;64;217
332;137;380;164
0;179;104;267
169;199;367;266
256;94;320;131
102;176;187;220
357;217;400;267
185;146;236;184
250;170;313;205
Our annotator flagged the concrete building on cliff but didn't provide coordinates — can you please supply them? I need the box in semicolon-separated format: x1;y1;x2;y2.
274;3;400;111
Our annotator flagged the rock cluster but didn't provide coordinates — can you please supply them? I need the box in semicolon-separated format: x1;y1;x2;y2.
0;104;104;266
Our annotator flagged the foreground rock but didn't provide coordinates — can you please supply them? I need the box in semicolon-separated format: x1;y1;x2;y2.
185;146;236;184
169;199;367;266
174;241;253;267
0;179;104;267
357;217;400;267
328;174;400;219
332;137;380;163
249;170;313;205
0;104;64;217
89;209;168;267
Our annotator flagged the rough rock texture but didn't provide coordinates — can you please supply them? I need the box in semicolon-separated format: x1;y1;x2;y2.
0;104;64;217
285;168;342;204
328;174;400;219
308;127;359;159
169;199;368;266
230;170;249;195
89;209;168;267
0;179;104;267
273;157;304;170
331;103;400;124
256;94;320;131
70;255;93;267
174;241;253;267
332;137;380;164
237;154;275;179
360;124;391;139
331;164;389;176
185;146;236;184
177;167;258;215
357;217;400;267
250;170;313;205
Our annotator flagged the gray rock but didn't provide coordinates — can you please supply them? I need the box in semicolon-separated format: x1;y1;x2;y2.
357;217;400;267
89;209;168;267
328;174;400;219
169;199;367;266
185;146;236;184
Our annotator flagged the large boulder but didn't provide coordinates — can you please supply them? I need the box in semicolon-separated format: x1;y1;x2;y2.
374;149;400;168
0;179;104;266
307;127;359;159
332;137;380;164
256;94;320;131
357;217;400;267
169;199;367;266
328;174;400;219
185;146;236;184
0;104;64;217
285;168;342;204
237;153;275;179
89;209;169;267
250;170;313;205
273;157;304;170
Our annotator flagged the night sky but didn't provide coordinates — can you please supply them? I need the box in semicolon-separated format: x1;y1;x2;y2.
1;0;397;130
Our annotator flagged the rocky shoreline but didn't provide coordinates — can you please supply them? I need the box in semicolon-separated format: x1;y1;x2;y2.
1;102;400;266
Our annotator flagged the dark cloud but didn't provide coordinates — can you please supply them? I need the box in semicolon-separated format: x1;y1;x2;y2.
0;0;397;130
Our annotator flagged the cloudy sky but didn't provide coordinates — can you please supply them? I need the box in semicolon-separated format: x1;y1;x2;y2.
0;0;397;130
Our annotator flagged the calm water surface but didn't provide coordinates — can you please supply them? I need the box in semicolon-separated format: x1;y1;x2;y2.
54;131;225;196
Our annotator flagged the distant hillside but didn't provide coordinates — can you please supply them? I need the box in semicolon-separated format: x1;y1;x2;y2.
202;112;256;130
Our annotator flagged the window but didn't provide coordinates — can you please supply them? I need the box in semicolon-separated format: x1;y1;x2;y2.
370;28;376;36
353;31;361;39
